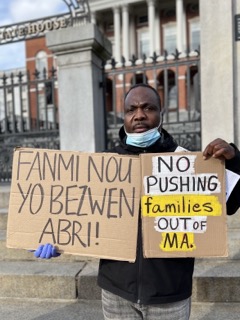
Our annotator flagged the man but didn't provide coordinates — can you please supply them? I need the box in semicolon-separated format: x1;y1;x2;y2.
35;84;240;320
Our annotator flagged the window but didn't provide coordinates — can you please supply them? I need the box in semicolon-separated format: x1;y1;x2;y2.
163;23;176;54
137;15;148;26
35;51;48;79
137;28;150;58
189;19;200;51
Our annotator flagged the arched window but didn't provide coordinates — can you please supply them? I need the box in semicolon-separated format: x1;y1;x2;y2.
35;51;48;79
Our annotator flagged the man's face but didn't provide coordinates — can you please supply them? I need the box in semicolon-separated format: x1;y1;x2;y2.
124;86;161;133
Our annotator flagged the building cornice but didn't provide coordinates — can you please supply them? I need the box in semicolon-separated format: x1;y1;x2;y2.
89;0;144;12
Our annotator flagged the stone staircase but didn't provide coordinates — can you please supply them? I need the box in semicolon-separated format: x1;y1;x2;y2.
1;183;240;319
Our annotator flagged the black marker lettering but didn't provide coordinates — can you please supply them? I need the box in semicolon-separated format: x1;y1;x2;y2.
26;152;42;180
88;156;104;182
43;152;56;181
17;182;32;213
17;150;34;180
50;185;64;214
158;156;173;173
29;183;44;214
39;218;56;244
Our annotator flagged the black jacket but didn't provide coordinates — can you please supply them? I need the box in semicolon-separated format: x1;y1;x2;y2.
98;127;240;304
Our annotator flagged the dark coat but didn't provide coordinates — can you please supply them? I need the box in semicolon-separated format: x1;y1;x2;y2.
97;127;240;304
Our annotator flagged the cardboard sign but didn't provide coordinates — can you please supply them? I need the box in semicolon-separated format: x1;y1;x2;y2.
140;152;227;258
6;148;140;262
7;148;228;260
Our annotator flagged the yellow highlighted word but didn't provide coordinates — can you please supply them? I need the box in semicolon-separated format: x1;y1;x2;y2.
160;232;196;252
141;194;222;217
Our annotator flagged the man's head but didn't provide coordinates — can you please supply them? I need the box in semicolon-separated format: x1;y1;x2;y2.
124;84;163;134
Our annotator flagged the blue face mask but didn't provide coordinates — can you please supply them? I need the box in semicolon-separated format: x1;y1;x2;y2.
125;126;161;148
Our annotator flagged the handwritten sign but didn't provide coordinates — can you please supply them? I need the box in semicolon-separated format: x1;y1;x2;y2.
7;149;228;260
140;152;227;258
7;148;140;262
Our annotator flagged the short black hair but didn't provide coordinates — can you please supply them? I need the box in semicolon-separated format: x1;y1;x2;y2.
124;83;162;110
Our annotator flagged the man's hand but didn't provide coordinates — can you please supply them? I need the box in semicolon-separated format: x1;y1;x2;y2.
34;243;61;259
203;139;235;160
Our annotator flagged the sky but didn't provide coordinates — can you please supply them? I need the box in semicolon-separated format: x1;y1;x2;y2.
0;0;67;71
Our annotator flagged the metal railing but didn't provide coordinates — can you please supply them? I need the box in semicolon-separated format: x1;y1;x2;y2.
0;50;201;182
0;67;59;182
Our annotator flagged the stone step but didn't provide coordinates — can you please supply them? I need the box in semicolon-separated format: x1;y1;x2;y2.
0;208;8;230
0;259;240;302
0;230;35;261
0;261;82;300
0;260;100;300
0;184;10;209
0;298;104;320
191;302;240;320
228;230;240;259
0;299;239;320
227;212;240;229
192;259;240;302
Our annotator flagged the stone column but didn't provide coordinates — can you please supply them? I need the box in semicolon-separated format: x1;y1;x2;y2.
233;0;240;146
122;4;130;61
200;0;235;148
176;0;184;52
46;23;112;152
155;9;161;55
147;0;156;56
113;6;121;63
182;5;187;52
129;14;136;57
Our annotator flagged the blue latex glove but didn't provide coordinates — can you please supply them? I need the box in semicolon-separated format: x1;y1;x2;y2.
34;243;61;259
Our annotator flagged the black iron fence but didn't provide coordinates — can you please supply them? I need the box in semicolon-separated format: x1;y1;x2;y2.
0;51;201;182
0;68;59;182
103;50;201;152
